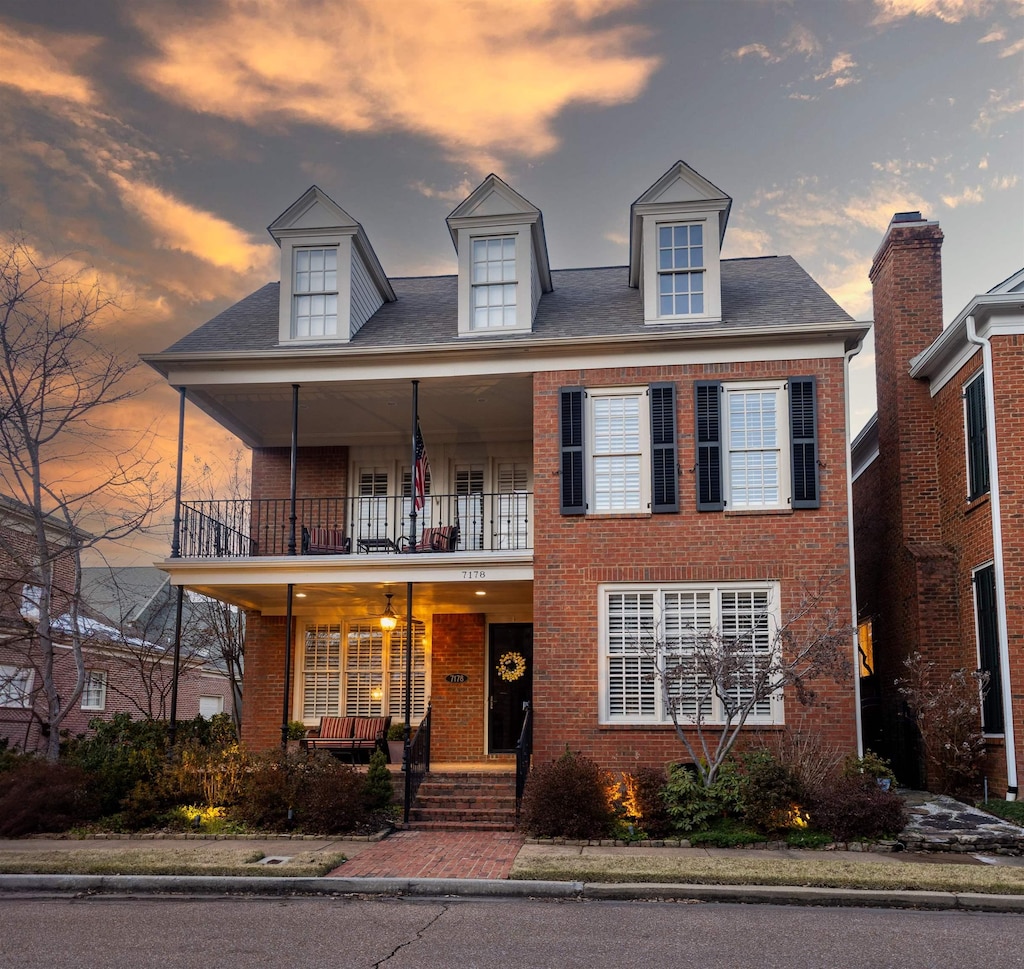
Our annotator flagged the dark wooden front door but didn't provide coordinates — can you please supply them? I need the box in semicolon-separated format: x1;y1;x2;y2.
488;623;533;753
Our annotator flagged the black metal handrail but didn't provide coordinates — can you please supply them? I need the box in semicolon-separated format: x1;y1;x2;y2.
515;700;532;824
177;493;532;558
403;701;431;824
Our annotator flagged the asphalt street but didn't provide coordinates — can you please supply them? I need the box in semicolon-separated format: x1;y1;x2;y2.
0;894;1020;969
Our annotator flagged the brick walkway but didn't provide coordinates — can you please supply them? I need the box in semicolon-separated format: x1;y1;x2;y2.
329;830;524;879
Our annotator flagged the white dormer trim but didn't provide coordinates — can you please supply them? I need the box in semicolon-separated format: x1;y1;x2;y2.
446;174;552;337
629;161;732;326
268;186;395;345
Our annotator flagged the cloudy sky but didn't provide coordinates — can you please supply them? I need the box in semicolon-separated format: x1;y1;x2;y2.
1;0;1022;557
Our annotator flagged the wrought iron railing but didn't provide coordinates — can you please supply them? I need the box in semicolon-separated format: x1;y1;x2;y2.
515;700;532;824
176;493;532;558
403;701;431;824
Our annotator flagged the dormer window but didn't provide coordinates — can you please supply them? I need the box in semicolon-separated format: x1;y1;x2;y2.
293;247;338;338
472;237;517;329
658;224;704;316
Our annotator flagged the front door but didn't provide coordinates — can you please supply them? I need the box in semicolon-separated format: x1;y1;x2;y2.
488;623;533;753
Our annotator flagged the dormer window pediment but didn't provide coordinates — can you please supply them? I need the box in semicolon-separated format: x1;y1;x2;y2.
447;174;552;337
268;186;394;345
629;162;732;326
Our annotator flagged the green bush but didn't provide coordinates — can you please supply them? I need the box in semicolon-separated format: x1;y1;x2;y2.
631;767;672;839
663;761;743;833
978;798;1024;826
363;749;394;811
843;750;897;787
0;759;100;836
741;749;803;834
520;749;614;840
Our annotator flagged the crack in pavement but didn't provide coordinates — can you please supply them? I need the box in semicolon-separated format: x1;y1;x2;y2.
373;902;449;968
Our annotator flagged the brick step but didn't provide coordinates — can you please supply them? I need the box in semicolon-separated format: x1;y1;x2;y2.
407;771;519;830
411;804;514;819
401;820;517;832
413;797;517;812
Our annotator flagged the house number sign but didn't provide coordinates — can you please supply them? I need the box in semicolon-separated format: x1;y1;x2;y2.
445;673;469;684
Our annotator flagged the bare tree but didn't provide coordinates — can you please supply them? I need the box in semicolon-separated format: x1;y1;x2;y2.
0;237;160;760
644;576;852;787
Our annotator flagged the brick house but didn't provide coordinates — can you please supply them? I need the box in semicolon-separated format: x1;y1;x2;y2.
853;212;1023;798
0;497;233;753
143;162;867;776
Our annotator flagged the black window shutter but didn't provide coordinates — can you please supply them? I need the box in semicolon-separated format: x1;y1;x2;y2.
650;382;678;513
695;381;723;511
974;564;1004;733
789;377;819;509
559;387;585;515
965;376;990;500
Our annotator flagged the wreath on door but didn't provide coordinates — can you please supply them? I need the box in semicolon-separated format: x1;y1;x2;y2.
496;651;527;682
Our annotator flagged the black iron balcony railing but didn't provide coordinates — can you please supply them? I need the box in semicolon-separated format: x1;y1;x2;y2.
177;492;532;558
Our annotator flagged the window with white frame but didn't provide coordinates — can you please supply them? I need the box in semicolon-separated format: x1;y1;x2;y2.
0;664;34;708
81;670;107;711
600;584;781;726
589;389;649;514
199;695;224;719
471;237;517;329
726;383;787;509
301;620;427;722
658;223;704;316
293;247;338;338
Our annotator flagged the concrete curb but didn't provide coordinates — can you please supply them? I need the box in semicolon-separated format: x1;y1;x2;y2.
1;873;1023;911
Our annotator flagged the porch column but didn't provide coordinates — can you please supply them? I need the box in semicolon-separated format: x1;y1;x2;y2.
287;384;299;556
281;583;294;749
409;379;419;551
167;386;186;747
403;580;414;822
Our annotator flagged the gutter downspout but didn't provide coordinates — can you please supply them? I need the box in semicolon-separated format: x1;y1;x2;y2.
966;315;1018;800
845;341;865;758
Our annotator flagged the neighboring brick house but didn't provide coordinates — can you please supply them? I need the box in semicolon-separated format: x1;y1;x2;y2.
0;497;233;752
853;212;1023;797
143;162;867;771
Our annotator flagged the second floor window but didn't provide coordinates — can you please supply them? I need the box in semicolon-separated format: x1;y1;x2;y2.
81;670;107;711
590;391;646;513
964;372;990;501
471;237;516;329
294;247;338;338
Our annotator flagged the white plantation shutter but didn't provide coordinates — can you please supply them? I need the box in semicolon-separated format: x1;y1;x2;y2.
345;623;384;716
662;591;713;720
357;469;389;540
495;462;529;549
388;620;427;722
720;590;772;719
455;465;485;550
303;624;341;719
606;592;656;717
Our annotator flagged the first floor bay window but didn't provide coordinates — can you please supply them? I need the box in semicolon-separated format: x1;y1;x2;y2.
600;583;781;725
302;620;427;723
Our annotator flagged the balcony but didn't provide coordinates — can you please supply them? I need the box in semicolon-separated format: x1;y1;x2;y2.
177;493;532;559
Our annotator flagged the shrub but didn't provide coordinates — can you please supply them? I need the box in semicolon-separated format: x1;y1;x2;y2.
520;749;614;840
843;750;897;788
363;749;395;811
740;749;803;834
299;760;374;833
631;767;672;839
663;761;744;833
807;774;908;842
0;759;100;836
233;751;303;831
763;728;844;802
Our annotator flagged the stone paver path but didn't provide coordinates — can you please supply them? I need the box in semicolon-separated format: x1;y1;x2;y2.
329;830;524;879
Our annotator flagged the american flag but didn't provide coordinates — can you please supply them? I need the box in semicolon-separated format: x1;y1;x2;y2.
413;422;429;512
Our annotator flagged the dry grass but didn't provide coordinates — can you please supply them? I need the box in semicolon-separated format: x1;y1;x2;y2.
0;844;346;877
510;851;1024;895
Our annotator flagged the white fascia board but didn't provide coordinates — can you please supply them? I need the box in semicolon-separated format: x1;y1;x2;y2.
850;413;879;481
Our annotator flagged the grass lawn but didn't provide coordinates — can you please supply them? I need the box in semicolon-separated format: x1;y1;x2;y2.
510;850;1024;895
0;844;346;877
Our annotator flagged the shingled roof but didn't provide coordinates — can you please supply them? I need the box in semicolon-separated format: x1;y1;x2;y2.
161;256;852;355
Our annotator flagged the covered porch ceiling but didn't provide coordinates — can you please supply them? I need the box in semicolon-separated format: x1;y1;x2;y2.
184;372;535;449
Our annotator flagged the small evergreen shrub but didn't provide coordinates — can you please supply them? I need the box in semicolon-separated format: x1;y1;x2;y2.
741;749;803;834
520;749;614;840
663;761;743;833
363;749;395;811
0;760;100;836
807;774;908;842
632;767;672;839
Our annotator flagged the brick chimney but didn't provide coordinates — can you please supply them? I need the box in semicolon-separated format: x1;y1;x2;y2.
869;212;944;545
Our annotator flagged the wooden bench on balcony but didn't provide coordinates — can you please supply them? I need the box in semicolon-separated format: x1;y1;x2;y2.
399;525;460;553
302;526;350;555
304;715;391;762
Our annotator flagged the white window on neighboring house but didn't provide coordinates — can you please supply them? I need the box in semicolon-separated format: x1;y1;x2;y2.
471;237;517;329
199;695;224;719
293;247;338;338
0;664;34;708
81;670;107;711
589;389;649;514
658;223;704;317
600;583;782;726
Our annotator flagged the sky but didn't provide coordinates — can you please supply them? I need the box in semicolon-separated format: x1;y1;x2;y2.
1;0;1022;560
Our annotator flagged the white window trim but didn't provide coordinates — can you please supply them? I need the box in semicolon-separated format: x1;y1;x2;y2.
656;221;706;318
81;670;107;711
598;582;784;726
291;246;339;339
0;664;34;709
277;232;355;345
470;235;518;331
723;380;790;511
456;225;534;336
641;213;722;324
586;386;651;515
199;695;224;719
